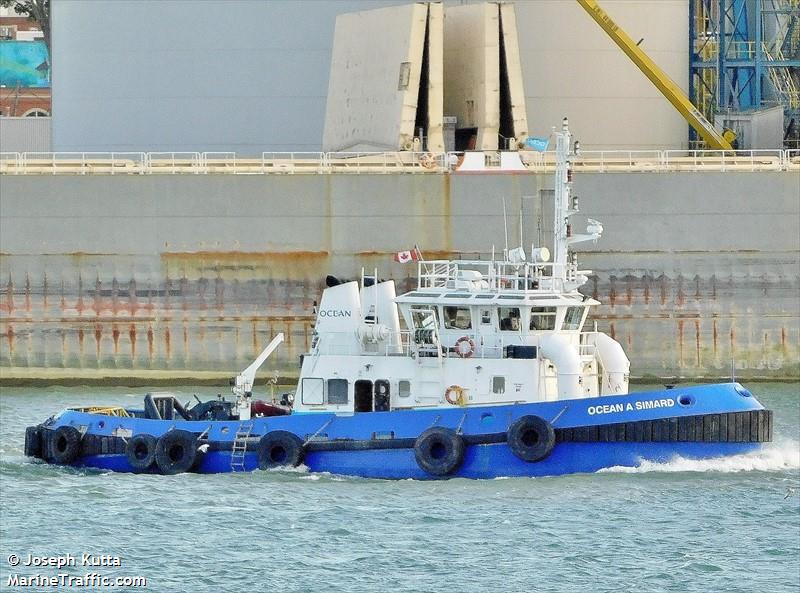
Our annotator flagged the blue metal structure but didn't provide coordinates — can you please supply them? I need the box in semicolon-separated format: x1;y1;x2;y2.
689;0;800;146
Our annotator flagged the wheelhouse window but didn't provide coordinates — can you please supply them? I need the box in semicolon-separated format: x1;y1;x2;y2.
327;378;348;405
480;309;493;325
564;306;585;330
411;308;438;345
530;307;557;330
443;306;472;330
301;378;324;405
411;309;437;329
499;307;520;331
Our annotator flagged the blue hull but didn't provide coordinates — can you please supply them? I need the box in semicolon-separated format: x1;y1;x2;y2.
76;441;761;479
28;383;771;479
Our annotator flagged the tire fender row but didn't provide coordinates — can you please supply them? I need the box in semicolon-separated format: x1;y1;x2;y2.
554;410;773;444
30;427;204;475
25;410;771;477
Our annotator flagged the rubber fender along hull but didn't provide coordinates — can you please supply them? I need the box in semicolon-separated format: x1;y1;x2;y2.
25;383;772;479
57;441;761;479
29;412;771;478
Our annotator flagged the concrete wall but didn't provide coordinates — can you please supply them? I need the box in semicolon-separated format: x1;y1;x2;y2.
1;171;797;381
51;0;405;153
322;3;434;152
516;0;690;149
443;3;500;149
51;0;690;153
442;3;529;149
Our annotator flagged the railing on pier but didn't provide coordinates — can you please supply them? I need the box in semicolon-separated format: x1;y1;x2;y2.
1;149;797;175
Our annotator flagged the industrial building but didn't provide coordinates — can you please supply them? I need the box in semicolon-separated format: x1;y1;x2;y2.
37;0;798;152
0;0;798;382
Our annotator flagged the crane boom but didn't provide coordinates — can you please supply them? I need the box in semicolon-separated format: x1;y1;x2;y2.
576;0;733;150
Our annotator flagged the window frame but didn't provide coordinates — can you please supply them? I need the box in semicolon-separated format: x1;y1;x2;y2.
498;306;521;331
530;306;558;331
442;305;473;331
301;377;324;405
326;378;349;405
492;376;506;394
563;306;585;331
398;379;411;398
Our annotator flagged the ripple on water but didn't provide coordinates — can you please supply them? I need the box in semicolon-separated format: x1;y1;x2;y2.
1;383;798;593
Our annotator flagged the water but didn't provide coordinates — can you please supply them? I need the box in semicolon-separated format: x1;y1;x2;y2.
1;383;798;593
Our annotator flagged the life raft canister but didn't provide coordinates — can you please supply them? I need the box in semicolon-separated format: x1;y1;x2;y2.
125;434;158;472
507;415;556;462
251;400;291;417
413;427;465;476
49;426;82;465
257;431;304;470
454;336;475;359
155;430;198;475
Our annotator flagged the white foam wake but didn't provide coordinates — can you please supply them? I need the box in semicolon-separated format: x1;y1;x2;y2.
600;439;800;474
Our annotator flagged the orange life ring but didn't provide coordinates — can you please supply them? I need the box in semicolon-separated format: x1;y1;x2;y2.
454;336;475;359
419;152;437;170
444;385;466;406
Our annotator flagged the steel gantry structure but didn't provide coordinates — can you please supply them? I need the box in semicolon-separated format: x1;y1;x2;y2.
690;0;800;147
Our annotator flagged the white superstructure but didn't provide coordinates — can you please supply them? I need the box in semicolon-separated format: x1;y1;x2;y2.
294;119;630;414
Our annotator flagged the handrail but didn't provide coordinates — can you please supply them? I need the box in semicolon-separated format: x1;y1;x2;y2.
1;149;798;175
260;152;327;174
312;330;413;357
0;152;21;174
17;152;148;175
146;152;202;174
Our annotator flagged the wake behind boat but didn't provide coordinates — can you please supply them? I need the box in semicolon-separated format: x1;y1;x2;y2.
24;119;773;479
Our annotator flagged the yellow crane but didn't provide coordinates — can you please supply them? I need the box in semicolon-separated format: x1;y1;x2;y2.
576;0;734;150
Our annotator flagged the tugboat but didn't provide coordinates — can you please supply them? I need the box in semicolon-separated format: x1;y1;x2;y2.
24;120;773;479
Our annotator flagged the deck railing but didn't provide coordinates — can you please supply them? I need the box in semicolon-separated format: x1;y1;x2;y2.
312;331;413;357
1;149;798;175
417;259;573;294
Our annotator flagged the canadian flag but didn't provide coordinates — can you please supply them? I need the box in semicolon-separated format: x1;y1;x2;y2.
394;249;420;263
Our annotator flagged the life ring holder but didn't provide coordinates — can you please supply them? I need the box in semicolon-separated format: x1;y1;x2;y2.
419;152;437;170
454;336;475;359
444;385;467;406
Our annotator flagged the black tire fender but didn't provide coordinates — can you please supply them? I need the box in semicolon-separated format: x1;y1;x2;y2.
49;426;82;465
24;425;43;458
126;434;158;471
257;431;304;469
413;427;465;476
155;430;197;475
507;415;556;462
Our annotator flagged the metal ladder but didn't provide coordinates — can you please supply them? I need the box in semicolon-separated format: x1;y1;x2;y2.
230;421;254;472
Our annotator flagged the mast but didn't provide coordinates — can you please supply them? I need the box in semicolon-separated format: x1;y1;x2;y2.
553;117;572;284
552;117;601;292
